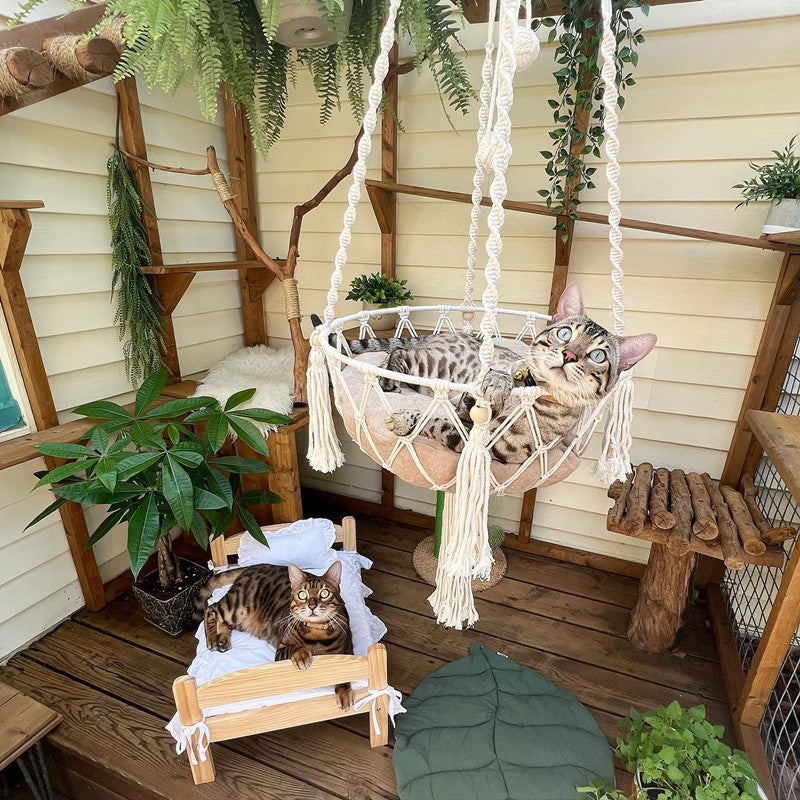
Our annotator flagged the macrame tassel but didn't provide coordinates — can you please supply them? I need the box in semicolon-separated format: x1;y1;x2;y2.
594;372;634;486
428;405;493;628
306;336;344;472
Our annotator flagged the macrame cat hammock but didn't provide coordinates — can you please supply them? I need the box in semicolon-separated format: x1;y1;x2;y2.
307;0;636;628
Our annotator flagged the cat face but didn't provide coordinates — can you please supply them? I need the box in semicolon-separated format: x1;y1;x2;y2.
528;284;656;406
286;562;344;623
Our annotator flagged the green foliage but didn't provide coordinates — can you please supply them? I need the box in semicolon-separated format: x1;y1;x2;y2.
29;368;293;581
735;136;800;206
17;0;474;158
346;272;413;306
107;128;165;385
487;524;505;552
576;703;761;800
533;0;646;227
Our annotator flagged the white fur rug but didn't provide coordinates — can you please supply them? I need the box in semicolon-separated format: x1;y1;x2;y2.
194;345;295;436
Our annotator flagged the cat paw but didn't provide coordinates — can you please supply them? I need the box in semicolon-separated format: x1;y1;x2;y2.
291;647;313;670
385;411;417;437
215;637;232;653
481;371;513;413
335;684;355;712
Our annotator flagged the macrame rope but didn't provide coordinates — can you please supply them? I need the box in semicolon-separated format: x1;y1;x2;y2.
281;277;302;320
211;171;235;203
0;49;29;100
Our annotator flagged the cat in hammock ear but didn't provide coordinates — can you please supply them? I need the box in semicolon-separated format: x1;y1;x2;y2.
552;282;585;321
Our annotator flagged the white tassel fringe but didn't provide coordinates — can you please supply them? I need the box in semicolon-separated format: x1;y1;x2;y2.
306;339;344;472
594;372;634;486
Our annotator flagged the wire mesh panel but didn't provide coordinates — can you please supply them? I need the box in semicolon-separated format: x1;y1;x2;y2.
721;339;800;799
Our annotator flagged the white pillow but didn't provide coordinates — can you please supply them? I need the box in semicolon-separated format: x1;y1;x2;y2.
237;517;337;570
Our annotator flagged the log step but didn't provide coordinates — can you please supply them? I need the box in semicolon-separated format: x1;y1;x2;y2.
607;466;793;570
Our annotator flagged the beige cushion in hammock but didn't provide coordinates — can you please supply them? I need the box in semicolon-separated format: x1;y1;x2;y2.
333;345;581;494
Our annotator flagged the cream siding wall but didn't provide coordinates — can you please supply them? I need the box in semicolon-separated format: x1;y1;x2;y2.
0;4;240;658
257;0;799;562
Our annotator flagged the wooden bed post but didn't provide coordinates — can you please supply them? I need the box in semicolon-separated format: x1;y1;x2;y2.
342;515;357;552
366;643;389;747
173;675;215;784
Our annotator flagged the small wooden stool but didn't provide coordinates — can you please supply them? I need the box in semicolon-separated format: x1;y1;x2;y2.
0;683;61;800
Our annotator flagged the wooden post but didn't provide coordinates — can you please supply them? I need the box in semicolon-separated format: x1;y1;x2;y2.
172;676;215;784
737;540;800;727
116;77;182;380
366;643;389;747
341;515;357;552
380;43;399;513
265;426;303;524
0;206;106;611
221;87;268;348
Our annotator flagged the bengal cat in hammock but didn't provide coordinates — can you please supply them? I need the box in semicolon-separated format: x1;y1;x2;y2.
197;561;355;710
318;284;656;463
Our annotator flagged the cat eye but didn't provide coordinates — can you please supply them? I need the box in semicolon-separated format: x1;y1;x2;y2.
556;327;572;343
588;349;607;364
297;590;308;600
319;588;331;599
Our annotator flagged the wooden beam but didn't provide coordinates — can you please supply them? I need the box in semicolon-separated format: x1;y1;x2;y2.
153;273;195;316
0;206;106;612
0;3;112;116
116;76;182;379
365;180;799;254
463;0;703;23
222;87;268;348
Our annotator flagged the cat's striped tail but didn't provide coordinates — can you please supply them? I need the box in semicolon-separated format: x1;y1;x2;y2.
310;313;420;354
192;568;245;622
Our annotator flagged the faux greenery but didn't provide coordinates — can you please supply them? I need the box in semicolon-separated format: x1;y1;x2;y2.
28;368;292;589
487;523;505;552
346;272;413;306
735;136;800;207
107;123;165;384
533;0;647;233
577;703;760;800
30;0;474;157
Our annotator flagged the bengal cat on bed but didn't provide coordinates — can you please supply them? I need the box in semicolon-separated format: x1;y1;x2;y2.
197;562;355;710
314;284;656;462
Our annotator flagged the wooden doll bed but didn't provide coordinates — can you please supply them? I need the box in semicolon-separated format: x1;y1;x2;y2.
172;517;390;784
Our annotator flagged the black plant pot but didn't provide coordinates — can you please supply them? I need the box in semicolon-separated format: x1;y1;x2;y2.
131;558;210;636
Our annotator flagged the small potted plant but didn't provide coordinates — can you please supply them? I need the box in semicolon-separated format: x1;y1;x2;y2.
577;702;765;800
735;136;800;235
346;272;413;331
29;368;292;635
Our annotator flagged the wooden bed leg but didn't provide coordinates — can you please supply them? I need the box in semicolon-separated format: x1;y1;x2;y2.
367;643;389;747
173;676;215;784
342;516;357;552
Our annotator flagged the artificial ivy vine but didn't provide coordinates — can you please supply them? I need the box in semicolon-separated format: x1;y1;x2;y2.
533;0;647;227
107;116;165;384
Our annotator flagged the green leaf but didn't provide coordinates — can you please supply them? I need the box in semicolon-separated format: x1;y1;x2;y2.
73;400;132;422
190;512;209;549
168;448;204;468
236;501;267;545
127;494;160;578
135;368;168;414
25;496;68;530
90;426;110;453
224;388;257;411
205;414;229;452
204;466;234;508
239;489;283;506
118;452;163;480
34;459;97;489
231;408;293;426
36;442;97;459
140;397;209;420
86;507;126;548
194;488;228;510
129;420;163;448
227;415;270;457
95;457;118;492
212;456;271;474
162;456;194;530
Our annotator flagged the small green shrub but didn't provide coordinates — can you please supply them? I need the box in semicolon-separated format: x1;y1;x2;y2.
346;273;413;307
735;136;800;206
487;524;505;552
577;702;760;800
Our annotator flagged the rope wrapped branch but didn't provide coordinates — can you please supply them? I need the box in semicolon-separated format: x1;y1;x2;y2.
0;47;52;99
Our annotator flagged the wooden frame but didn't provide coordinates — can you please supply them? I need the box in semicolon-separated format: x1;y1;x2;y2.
175;516;390;785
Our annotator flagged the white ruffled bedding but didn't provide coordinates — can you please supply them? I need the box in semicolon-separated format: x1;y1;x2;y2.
166;519;391;745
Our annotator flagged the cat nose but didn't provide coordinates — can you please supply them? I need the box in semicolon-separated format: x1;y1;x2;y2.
563;350;578;364
308;599;318;609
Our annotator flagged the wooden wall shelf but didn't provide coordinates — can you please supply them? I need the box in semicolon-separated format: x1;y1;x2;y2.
765;231;800;246
746;411;800;501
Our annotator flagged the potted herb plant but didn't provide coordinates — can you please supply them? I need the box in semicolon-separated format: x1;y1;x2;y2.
346;272;413;331
577;702;765;800
29;368;292;635
735;136;800;235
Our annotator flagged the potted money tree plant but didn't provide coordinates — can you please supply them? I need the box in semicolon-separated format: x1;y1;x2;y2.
29;368;292;635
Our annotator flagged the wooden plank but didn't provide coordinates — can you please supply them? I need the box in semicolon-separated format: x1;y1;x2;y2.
766;231;800;246
139;260;263;275
738;535;800;727
365;180;796;253
746;411;800;503
463;0;703;23
0;684;61;770
116;76;181;380
222;88;268;348
263;425;304;523
0;202;44;210
0;657;337;799
707;583;745;712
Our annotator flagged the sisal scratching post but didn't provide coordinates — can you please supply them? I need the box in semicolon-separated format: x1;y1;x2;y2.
42;34;121;83
0;47;52;99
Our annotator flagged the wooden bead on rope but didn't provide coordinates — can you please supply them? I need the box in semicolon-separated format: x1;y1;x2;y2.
0;48;53;100
42;35;120;82
469;404;491;425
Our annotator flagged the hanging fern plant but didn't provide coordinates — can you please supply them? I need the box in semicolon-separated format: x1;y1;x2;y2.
89;0;475;157
107;117;165;384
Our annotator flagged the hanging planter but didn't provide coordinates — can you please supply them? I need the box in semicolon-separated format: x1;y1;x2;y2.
266;0;354;48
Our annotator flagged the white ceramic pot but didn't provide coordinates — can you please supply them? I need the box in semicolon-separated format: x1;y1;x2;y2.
268;0;353;49
763;198;800;235
363;302;397;332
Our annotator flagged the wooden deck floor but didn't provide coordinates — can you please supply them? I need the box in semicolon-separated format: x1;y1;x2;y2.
0;515;730;800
